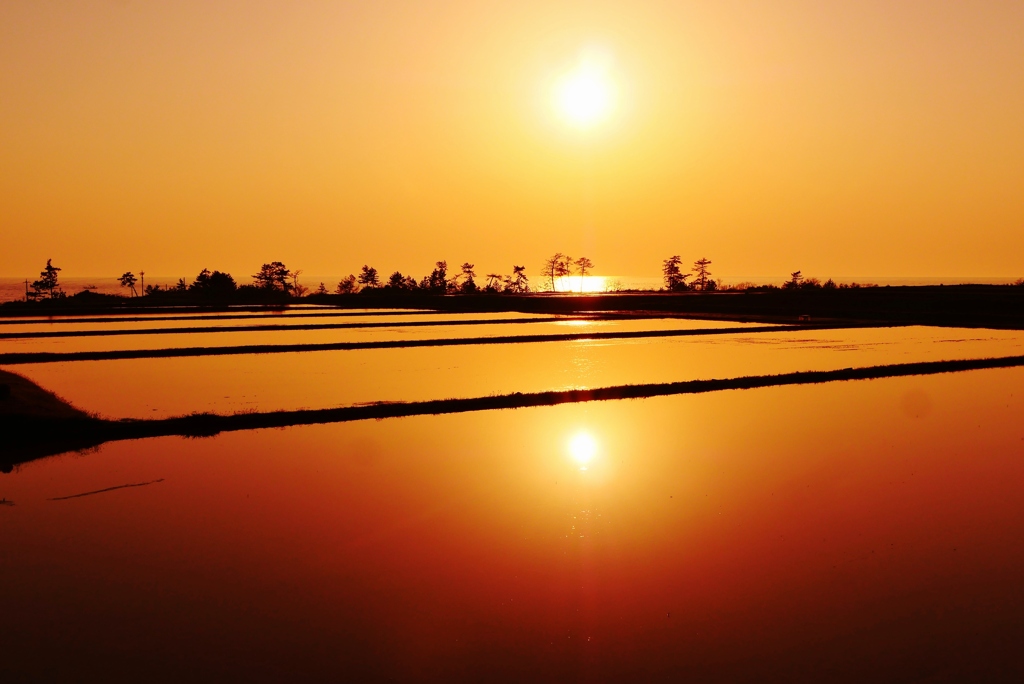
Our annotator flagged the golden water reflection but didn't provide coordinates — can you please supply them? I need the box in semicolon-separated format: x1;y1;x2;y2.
2;366;1024;679
11;326;1024;420
568;431;598;470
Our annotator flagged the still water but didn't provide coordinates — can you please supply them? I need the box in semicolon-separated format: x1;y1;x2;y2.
8;325;1023;419
0;316;768;355
0;310;556;333
2;367;1023;681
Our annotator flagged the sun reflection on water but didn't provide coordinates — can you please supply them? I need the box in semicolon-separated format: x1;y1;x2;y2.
553;275;606;293
568;431;598;470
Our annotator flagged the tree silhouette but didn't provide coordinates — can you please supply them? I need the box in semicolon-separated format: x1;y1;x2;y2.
509;265;529;293
427;261;448;294
574;257;593;292
460;262;477;293
693;258;713;291
543;253;565;292
190;269;237;296
335;275;358;294
384;271;419;291
290;269;308;297
784;270;803;289
485;273;502;292
358;265;380;289
387;271;406;290
559;255;573;290
315;282;329;295
253;262;292;292
119;271;138;297
31;259;64;299
662;256;690;291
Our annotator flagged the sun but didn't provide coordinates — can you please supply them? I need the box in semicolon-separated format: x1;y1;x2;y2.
556;72;611;126
553;56;616;128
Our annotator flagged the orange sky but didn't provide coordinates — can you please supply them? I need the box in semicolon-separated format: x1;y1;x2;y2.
2;1;1022;280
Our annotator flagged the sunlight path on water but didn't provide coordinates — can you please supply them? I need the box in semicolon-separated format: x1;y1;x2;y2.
3;368;1024;680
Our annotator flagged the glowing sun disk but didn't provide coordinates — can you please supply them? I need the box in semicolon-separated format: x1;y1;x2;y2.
554;67;614;128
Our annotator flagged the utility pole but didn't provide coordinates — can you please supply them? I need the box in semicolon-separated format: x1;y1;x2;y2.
140;270;145;296
24;278;29;301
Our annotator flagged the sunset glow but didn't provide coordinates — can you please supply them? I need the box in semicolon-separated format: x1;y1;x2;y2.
553;58;615;128
2;4;1023;278
4;3;1024;680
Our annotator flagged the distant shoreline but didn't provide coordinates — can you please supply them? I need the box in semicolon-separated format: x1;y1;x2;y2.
4;274;1023;300
3;284;1023;329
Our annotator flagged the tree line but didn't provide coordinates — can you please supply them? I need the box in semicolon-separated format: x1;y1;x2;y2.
777;271;871;290
13;256;876;302
335;261;531;295
662;256;716;291
14;256;855;302
21;259;538;301
22;257;1022;303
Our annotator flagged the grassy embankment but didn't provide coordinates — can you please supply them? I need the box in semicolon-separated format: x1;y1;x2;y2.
0;369;104;469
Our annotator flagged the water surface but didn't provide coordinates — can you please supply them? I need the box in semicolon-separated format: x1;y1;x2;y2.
2;368;1022;681
0;317;771;355
10;325;1023;419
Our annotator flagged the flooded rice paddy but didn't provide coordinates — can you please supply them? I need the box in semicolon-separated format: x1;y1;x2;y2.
2;308;1023;682
6;324;1022;419
0;315;769;355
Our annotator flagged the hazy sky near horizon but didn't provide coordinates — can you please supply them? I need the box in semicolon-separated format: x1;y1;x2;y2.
2;1;1023;280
